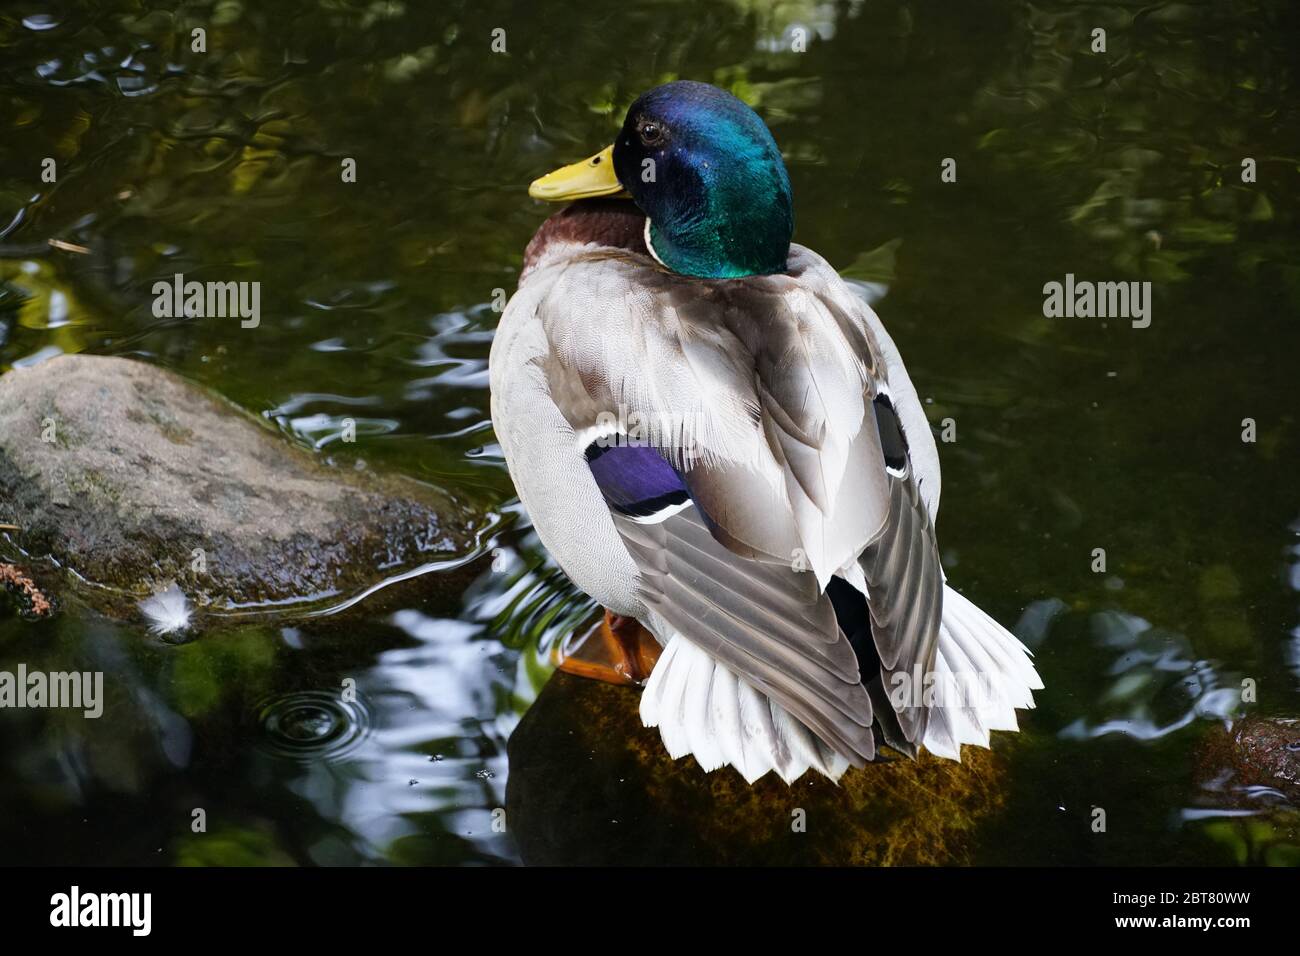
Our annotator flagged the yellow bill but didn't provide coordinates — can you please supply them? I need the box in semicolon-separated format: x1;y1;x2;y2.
528;144;630;201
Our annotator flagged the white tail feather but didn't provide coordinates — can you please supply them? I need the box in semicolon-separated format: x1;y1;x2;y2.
638;585;1041;780
640;634;850;784
920;585;1043;761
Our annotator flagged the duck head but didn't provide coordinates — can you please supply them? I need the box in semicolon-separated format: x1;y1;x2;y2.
529;80;793;279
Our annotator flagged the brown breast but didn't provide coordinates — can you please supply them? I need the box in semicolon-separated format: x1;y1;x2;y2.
522;198;649;275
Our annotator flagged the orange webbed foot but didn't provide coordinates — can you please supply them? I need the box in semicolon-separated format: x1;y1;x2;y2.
553;609;661;686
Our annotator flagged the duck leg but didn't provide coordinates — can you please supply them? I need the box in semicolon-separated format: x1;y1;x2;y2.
554;609;661;686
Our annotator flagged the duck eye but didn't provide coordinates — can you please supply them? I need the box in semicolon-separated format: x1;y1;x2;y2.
637;121;665;146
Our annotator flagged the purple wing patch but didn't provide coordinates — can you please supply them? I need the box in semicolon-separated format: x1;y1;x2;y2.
585;442;689;519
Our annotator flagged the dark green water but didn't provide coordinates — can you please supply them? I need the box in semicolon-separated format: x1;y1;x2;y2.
1;0;1298;865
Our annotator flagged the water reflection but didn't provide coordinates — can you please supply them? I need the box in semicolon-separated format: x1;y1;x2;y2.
1057;610;1240;742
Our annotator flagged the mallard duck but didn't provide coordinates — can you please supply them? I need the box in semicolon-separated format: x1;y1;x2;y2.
490;80;1042;783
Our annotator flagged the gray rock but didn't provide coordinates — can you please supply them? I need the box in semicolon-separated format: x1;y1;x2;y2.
0;354;480;620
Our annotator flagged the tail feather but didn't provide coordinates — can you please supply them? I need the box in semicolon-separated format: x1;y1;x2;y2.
637;584;1042;781
641;634;851;784
921;643;987;759
710;665;749;776
920;585;1043;760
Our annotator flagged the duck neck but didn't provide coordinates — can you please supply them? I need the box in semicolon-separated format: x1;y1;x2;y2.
643;176;792;279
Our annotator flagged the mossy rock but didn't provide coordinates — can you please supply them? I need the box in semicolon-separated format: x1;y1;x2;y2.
506;671;1010;865
0;354;481;622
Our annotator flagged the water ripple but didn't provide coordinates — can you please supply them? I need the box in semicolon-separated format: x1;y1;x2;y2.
254;690;373;763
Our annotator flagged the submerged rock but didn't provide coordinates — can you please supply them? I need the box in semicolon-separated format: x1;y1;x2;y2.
506;671;1010;865
1196;716;1300;804
0;354;480;621
1191;716;1300;865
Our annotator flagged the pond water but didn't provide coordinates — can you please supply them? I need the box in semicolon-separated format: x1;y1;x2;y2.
1;0;1298;865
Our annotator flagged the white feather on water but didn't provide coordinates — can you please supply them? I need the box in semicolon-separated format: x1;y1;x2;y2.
139;583;193;636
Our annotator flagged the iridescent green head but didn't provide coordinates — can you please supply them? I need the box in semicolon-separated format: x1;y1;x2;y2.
529;81;794;279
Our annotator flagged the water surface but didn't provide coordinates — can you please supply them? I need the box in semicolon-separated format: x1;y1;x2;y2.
1;0;1298;865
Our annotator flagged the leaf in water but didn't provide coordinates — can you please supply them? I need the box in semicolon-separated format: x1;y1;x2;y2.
1170;218;1238;245
1247;192;1274;222
382;45;439;84
228;144;280;195
839;237;902;284
1198;564;1242;602
55;108;91;161
174;824;296;866
212;0;244;27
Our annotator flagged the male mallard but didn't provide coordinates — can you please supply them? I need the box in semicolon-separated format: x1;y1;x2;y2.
490;81;1042;783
